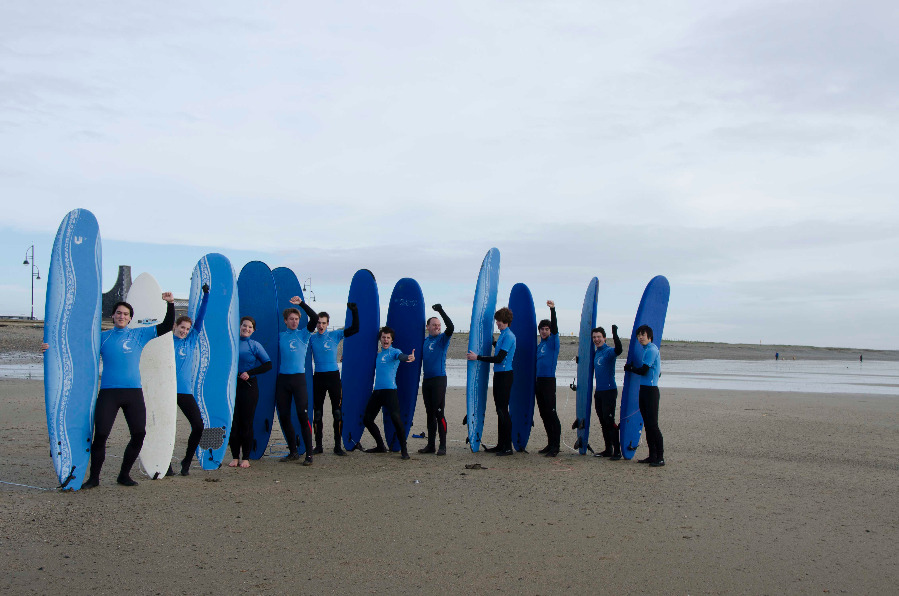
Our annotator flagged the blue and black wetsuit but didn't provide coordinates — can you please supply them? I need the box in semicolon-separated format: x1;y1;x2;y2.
535;306;562;455
476;326;516;455
231;336;272;461
625;341;663;464
362;345;413;459
86;300;176;488
593;326;623;458
171;288;209;475
309;303;358;453
420;305;453;454
276;301;318;462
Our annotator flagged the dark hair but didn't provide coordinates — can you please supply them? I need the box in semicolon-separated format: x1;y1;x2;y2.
538;319;551;329
636;324;653;341
592;327;606;337
113;301;134;318
175;315;193;326
317;312;330;322
427;316;439;326
494;307;513;325
283;307;300;320
379;326;395;340
240;316;256;329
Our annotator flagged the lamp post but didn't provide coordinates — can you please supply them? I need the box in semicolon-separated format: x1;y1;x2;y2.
23;245;41;320
302;278;316;302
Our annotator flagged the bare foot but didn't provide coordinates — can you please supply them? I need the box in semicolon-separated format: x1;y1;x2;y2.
228;459;239;467
239;460;250;468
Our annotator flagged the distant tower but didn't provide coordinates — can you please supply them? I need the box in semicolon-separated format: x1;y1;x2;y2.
102;266;132;317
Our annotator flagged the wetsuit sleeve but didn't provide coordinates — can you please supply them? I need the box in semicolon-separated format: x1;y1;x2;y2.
477;349;508;364
299;301;319;333
193;291;210;333
612;325;622;356
626;363;650;375
436;305;454;338
246;342;272;376
550;307;558;335
399;352;413;362
155;301;176;337
246;360;273;376
343;303;359;338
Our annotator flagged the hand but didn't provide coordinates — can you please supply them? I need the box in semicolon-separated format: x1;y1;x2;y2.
347;302;357;310
239;372;250;381
623;363;633;372
289;296;302;305
547;300;555;309
41;342;49;353
162;292;174;303
202;283;210;293
407;349;416;363
612;324;618;334
432;304;442;312
466;350;478;361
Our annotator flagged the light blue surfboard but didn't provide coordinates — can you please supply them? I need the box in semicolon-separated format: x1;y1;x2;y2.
383;278;425;452
508;283;537;452
575;277;599;455
43;208;102;490
271;266;313;454
238;261;280;460
341;269;380;451
466;248;500;452
620;275;670;460
190;253;239;470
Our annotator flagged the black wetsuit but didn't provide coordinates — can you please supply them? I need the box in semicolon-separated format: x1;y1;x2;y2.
535;307;562;454
310;304;358;451
276;302;318;457
230;339;272;461
421;306;453;453
594;327;623;456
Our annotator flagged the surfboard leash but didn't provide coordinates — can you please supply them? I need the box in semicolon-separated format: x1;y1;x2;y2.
0;480;54;491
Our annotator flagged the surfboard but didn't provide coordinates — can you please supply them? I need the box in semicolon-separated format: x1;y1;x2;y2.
383;278;425;451
620;275;670;460
574;277;599;454
271;266;312;454
341;269;379;451
43;208;101;490
508;283;537;452
466;248;500;452
238;261;280;459
189;253;239;470
127;272;177;479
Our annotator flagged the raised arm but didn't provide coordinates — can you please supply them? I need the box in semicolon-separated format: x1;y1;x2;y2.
299;300;319;333
433;304;454;338
343;303;359;338
612;324;622;356
193;284;210;333
155;293;176;336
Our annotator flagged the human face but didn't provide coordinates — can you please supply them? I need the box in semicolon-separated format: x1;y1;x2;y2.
174;321;192;339
317;316;329;334
427;317;441;337
113;306;132;329
286;313;300;330
637;331;650;346
592;331;605;348
380;333;393;349
240;320;255;338
539;326;551;340
496;320;508;331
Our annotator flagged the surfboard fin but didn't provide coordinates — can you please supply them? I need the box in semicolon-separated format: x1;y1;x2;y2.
573;437;582;450
462;415;468;425
58;466;77;490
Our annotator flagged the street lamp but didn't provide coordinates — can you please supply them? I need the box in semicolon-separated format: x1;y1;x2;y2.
23;245;41;320
302;278;316;302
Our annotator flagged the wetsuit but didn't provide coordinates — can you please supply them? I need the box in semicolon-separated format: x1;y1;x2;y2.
593;326;623;458
87;300;175;487
309;303;359;453
362;345;413;458
625;342;663;464
276;302;318;461
231;336;272;461
477;326;516;454
171;289;209;475
535;307;562;455
420;306;453;454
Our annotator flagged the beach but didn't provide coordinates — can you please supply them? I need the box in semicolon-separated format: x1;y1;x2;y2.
1;325;897;594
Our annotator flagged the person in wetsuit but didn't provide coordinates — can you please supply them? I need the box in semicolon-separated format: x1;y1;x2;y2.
168;283;210;476
624;324;664;467
309;303;359;455
535;300;562;457
361;326;415;460
592;325;623;460
419;304;453;456
276;296;318;465
43;293;176;488
230;316;272;468
467;306;517;456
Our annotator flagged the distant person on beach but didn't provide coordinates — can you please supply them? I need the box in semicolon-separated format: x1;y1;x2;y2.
169;283;209;476
275;296;319;465
419;304;453;455
361;326;415;459
624;325;664;467
230;316;272;468
775;352;779;361
42;293;176;488
535;300;562;457
467;306;517;456
592;324;623;460
860;354;863;363
309;303;359;455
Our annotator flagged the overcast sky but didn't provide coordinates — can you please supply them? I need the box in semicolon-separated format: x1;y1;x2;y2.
2;1;897;349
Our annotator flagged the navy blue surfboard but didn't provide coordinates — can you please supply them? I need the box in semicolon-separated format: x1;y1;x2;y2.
341;269;380;451
383;278;425;451
574;278;598;454
508;283;537;452
466;248;500;452
44;208;102;490
620;275;670;460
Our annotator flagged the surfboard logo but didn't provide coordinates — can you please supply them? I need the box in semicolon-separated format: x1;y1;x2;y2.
73;236;83;245
138;318;158;325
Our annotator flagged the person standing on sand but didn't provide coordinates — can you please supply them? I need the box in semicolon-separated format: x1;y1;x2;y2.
361;326;415;460
230;316;272;469
467;306;517;456
535;300;562;457
419;304;453;455
592;325;623;460
169;283;210;476
624;324;664;467
309;303;359;455
42;293;176;488
274;296;318;465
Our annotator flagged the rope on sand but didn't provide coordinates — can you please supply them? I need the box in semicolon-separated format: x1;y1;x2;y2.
0;480;53;491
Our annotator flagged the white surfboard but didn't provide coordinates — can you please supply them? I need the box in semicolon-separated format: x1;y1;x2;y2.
127;273;177;479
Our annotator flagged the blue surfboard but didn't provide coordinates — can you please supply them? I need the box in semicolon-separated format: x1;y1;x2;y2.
341;269;380;451
466;248;500;452
575;277;599;454
383;278;425;451
620;275;670;460
271;267;312;454
238;261;280;460
190;253;239;470
43;208;102;490
508;283;537;452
